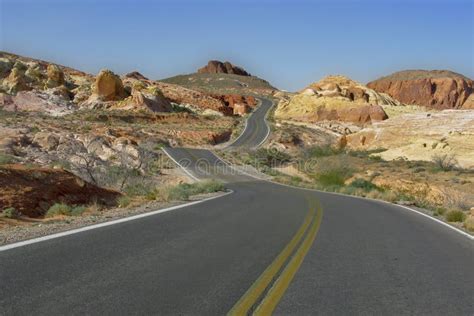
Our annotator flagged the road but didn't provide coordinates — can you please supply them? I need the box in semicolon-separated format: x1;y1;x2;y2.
1;98;473;315
227;97;273;149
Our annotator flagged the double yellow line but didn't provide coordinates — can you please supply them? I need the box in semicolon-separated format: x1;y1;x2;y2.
228;197;323;315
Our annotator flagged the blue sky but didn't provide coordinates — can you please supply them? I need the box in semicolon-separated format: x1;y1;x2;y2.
1;0;473;91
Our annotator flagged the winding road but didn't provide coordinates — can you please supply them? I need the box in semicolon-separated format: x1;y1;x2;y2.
1;98;473;315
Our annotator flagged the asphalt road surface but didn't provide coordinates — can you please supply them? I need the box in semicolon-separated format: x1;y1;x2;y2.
1;98;473;315
227;97;273;149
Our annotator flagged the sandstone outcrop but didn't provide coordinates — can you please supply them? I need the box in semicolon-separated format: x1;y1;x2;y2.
45;64;65;88
367;70;474;109
275;76;397;124
117;85;172;112
210;94;256;116
154;81;232;115
197;60;251;76
92;69;128;101
346;110;474;169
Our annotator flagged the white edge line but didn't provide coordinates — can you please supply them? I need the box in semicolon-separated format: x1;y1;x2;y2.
0;190;234;252
161;147;200;181
210;152;473;241
268;180;474;241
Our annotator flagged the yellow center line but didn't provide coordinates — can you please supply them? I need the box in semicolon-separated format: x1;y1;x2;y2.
254;200;323;315
228;196;319;316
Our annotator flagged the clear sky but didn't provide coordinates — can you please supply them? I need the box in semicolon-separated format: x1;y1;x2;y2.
1;0;473;91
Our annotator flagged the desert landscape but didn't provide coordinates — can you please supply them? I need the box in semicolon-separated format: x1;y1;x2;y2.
1;50;474;241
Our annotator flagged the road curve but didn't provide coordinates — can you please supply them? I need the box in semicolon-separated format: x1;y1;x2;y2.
226;97;273;149
1;98;473;315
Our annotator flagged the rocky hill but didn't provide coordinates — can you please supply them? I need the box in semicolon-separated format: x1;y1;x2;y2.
275;75;402;124
161;72;276;96
197;60;250;76
367;70;474;109
0;52;257;116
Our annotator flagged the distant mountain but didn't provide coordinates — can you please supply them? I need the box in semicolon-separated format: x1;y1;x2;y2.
367;70;474;109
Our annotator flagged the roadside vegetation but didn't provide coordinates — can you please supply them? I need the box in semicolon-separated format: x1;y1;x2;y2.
220;144;474;233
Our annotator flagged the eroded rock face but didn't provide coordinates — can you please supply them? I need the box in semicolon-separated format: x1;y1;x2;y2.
346;110;474;168
210;94;256;116
154;81;232;115
0;90;76;116
92;69;127;101
197;60;250;76
45;64;65;88
0;164;120;218
117;85;172;113
367;70;474;109
275;76;394;124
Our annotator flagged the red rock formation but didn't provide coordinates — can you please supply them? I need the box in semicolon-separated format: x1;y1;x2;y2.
197;60;250;76
367;70;474;109
209;94;256;115
124;71;149;81
0;164;120;218
154;82;233;115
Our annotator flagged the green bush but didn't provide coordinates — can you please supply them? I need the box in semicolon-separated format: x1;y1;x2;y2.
305;145;342;158
157;180;225;202
195;180;225;194
444;210;466;222
2;207;20;219
124;183;155;197
0;154;15;165
317;170;346;187
252;148;291;167
349;178;381;192
46;203;72;217
71;206;87;216
118;196;131;207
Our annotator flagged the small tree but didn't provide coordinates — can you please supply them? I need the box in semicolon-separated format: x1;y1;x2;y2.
431;154;458;171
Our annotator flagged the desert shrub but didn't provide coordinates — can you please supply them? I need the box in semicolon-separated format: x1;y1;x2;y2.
0;154;15;165
118;196;131;207
433;207;447;216
347;148;386;158
304;145;342;158
195;180;225;194
444;210;466;222
251;148;291;168
431;154;458;171
70;206;87;216
46;203;72;217
464;216;474;232
124;183;155;197
2;207;20;219
349;178;381;192
157;180;224;202
317;169;347;187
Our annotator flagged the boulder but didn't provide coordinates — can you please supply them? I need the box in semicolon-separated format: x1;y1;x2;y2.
367;70;474;109
118;86;172;112
92;69;127;101
33;132;60;151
